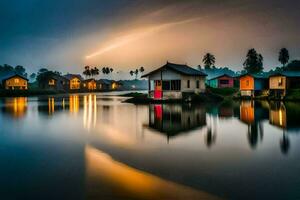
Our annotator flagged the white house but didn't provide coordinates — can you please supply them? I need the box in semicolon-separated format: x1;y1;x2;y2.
141;62;207;99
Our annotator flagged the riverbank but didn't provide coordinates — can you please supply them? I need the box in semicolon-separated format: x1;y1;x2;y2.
122;88;300;104
0;89;139;97
123;91;224;104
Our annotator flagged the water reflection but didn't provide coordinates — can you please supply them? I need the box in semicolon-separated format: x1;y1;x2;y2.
2;94;300;199
239;101;268;149
147;104;206;138
83;95;97;131
0;97;27;118
85;145;219;200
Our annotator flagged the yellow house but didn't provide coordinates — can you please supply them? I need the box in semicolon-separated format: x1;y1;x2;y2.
269;71;300;97
64;74;83;90
1;74;28;90
83;79;97;90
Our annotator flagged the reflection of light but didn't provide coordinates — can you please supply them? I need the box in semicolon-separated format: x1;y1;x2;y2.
83;95;97;130
6;97;27;118
62;98;65;110
279;109;283;126
85;145;217;200
70;95;79;114
48;97;55;114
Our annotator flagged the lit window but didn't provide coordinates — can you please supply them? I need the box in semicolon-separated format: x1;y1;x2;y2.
14;78;19;84
49;79;55;85
278;78;283;86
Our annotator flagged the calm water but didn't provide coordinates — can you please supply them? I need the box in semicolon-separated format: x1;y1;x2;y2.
0;93;300;200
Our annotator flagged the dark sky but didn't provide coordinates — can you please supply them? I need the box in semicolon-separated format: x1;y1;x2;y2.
0;0;300;77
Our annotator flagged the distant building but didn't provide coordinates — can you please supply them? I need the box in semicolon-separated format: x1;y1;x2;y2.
0;73;28;90
83;78;97;90
207;74;235;88
39;72;68;91
64;74;83;90
97;79;122;91
269;71;300;97
239;73;268;97
141;62;207;99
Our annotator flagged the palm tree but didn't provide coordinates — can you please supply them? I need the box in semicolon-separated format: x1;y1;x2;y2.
83;66;91;78
134;69;139;79
279;48;289;67
202;53;216;69
89;67;99;78
130;70;134;77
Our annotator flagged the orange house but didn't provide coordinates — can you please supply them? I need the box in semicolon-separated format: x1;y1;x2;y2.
239;73;268;97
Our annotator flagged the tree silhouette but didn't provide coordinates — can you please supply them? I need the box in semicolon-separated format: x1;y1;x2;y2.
134;69;139;79
202;53;216;69
129;70;134;77
83;66;91;78
243;48;263;73
15;65;26;76
279;48;289;67
139;66;144;73
90;67;99;77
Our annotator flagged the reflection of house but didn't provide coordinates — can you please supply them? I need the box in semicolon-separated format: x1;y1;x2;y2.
148;104;206;137
64;74;83;90
269;102;300;132
239;101;268;148
269;102;286;129
1;97;27;118
207;74;235;88
269;71;300;97
83;79;97;90
0;73;28;90
142;62;207;99
239;73;268;97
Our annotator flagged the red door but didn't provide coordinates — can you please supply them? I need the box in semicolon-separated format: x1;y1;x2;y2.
154;80;162;99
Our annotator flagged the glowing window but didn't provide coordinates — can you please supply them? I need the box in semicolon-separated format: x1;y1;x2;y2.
14;78;19;84
49;79;55;85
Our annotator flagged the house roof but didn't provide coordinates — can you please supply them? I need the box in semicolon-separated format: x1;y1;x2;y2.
83;78;96;83
141;62;207;78
238;72;268;79
208;73;234;81
64;74;83;81
97;79;112;85
0;72;28;82
269;71;300;78
46;72;68;81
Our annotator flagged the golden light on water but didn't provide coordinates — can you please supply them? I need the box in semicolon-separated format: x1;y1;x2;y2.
4;97;28;118
85;145;219;200
83;95;97;131
48;98;55;115
69;95;79;114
